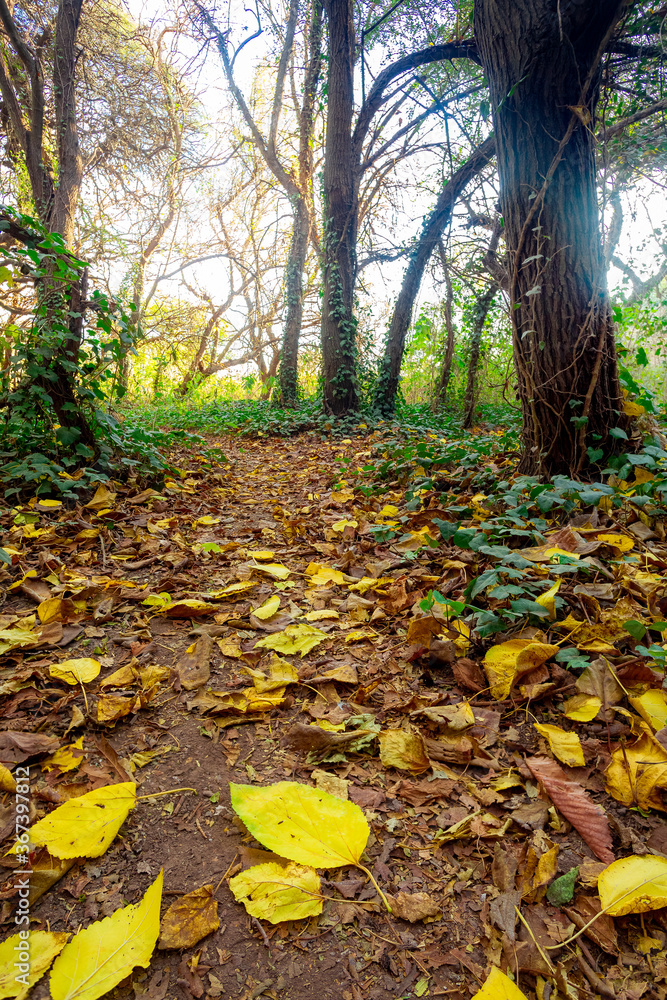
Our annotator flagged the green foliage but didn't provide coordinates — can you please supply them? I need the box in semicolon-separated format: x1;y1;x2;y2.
0;207;168;497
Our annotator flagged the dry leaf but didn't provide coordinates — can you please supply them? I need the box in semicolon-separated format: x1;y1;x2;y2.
158;884;219;949
379;730;430;774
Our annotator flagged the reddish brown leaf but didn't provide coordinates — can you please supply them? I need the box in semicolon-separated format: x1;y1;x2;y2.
525;755;615;864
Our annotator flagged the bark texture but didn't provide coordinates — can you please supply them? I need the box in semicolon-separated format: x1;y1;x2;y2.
463;282;498;429
475;0;628;476
320;0;359;413
373;135;495;415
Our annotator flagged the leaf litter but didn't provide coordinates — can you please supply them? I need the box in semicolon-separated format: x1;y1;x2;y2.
3;432;667;998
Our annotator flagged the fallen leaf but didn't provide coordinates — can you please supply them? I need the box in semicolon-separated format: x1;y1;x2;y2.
158;884;219;949
483;639;558;699
525;756;614;863
629;689;667;732
177;634;212;691
210;582;257;599
49;658;101;686
163;599;216;617
533;723;585;767
0;763;16;791
562;694;602;721
252;595;281;619
97;694;139;724
230;781;369;868
0;731;60;764
254;623;328;657
598;855;667;916
49;870;162;1000
470;966;529;1000
43;736;85;773
282;723;373;753
27;782;136;858
229;861;322;922
0;930;69;998
386;891;440;922
253;562;291;581
534;580;560;620
606;726;667;811
379;730;430;774
84;483;117;511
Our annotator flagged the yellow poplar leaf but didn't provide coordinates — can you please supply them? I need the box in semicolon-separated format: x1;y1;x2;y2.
158;884;219;949
344;629;375;643
97;694;138;723
304;609;340;621
471;967;529;1000
483;639;558;699
331;519;358;532
49;658;101;686
28;782;136;859
0;930;69;998
0;763;16;792
243;655;298;692
379;730;430;774
534;580;561;620
248;550;275;561
598;856;667;916
209;582;257;599
100;665;136;689
49;870;162;1000
75;529;99;541
43;736;85;774
252;595;281;620
195;515;220;526
0;620;42;655
450;620;471;654
534;723;585;767
305;562;346;586
253;562;291;581
634;467;654;485
623;399;646;417
229;781;369;868
347;576;394;594
84;484;117;511
606;728;667;811
597;532;635;553
216;638;243;658
229;862;322;923
254;623;328;657
562;693;602;721
35;498;63;509
377;504;400;518
38;597;63;624
629;689;667;732
164;599;216;617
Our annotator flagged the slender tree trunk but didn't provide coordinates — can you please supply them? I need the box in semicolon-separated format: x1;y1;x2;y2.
51;0;84;246
373;136;495;415
475;0;628;476
433;249;456;410
278;0;323;406
463;281;498;429
320;0;359;414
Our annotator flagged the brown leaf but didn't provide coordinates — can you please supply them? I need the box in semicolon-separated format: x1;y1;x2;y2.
489;889;521;942
281;723;371;752
452;657;485;691
28;847;76;904
386;891;440;922
563;894;618;954
576;658;623;721
525;756;615;864
159;884;220;949
492;843;519;892
0;731;60;764
177;634;212;691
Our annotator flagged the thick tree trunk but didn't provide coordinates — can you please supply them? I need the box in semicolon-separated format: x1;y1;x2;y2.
52;0;84;246
475;0;628;476
463;282;498;429
320;0;359;414
433;249;456;410
373;136;495;415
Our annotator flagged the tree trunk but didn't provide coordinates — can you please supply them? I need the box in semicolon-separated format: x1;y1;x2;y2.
475;0;628;476
433;248;456;410
463;282;498;429
51;0;84;246
320;0;359;414
373;136;495;415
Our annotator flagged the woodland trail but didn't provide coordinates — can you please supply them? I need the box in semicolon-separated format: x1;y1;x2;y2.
0;433;666;1000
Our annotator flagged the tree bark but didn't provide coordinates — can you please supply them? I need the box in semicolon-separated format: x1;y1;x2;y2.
433;248;456;410
278;0;323;405
462;281;498;429
373;135;495;415
475;0;628;476
320;0;359;414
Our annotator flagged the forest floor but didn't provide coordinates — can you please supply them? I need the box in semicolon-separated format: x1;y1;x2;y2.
1;431;667;1000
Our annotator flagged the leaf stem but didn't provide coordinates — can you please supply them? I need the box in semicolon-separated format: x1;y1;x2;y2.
136;787;197;800
357;862;392;912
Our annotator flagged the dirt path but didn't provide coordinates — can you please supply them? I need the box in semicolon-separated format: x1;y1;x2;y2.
0;434;662;1000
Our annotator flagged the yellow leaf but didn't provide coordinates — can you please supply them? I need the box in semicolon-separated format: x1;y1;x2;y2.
35;498;63;509
331;519;358;532
163;599;216;617
49;658;101;686
344;629;375;643
43;736;85;774
606;727;667;811
471;966;529;1000
304;609;340;621
194;515;220;526
27;782;136;859
49;871;162;1000
623;399;645;417
252;595;281;620
229;862;322;923
597;532;635;553
347;576;394;594
598;856;667;916
253;562;291;581
0;763;16;792
483;639;558;699
254;623;328;657
38;598;63;624
305;562;346;587
379;730;430;774
0;930;69;998
377;504;400;519
534;723;585;767
562;693;602;721
535;581;560;620
158;884;219;949
629;689;667;732
97;694;138;723
84;484;117;512
248;550;275;561
0;619;42;655
209;582;257;599
230;781;369;868
216;638;244;658
243;654;298;692
449;620;471;655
